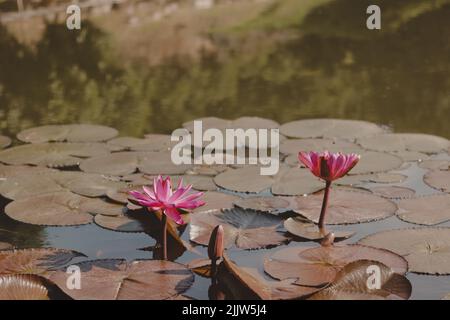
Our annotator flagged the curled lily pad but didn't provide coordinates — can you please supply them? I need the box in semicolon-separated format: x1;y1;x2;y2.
284;217;355;241
292;189;397;224
0;274;50;300
0;248;84;276
419;160;450;171
222;253;318;300
370;186;416;199
358;228;450;274
0;143;110;167
280;138;363;155
0;135;11;149
107;135;173;152
350;151;403;175
234;196;291;214
357;133;450;153
308;260;412;300
396;194;450;225
5;191;124;226
424;170;450;193
264;245;407;287
280;119;386;140
17;124;118;143
49;259;194;300
190;208;289;250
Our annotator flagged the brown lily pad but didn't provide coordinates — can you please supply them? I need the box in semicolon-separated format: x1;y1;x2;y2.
187;258;212;277
358;228;450;274
357;133;450;154
284;217;355;241
49;259;194;300
371;186;416;199
190;208;289;250
79;152;139;175
0;135;11;149
171;175;217;191
94;214;145;233
419;160;450;171
280;138;363;155
272;167;324;196
17;124;118;143
391;151;430;162
396;194;450;225
234;196;292;214
107;135;173;152
5;191;124;226
308;260;412;300
0;242;13;250
350;151;403;175
214;166;273;193
0;274;51;300
337;172;407;186
222;253;319;300
264;245;407;287
280;119;386;140
424;170;450;193
183;116;279;132
292;189;397;225
0;142;110;168
0;248;84;276
193;191;240;214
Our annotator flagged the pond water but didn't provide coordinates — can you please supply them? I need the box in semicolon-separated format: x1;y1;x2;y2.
0;0;450;300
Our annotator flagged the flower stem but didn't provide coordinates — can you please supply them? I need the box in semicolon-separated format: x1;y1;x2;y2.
162;214;167;260
318;181;332;229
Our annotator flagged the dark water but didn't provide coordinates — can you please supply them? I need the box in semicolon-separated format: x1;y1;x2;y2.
0;0;450;300
0;0;449;138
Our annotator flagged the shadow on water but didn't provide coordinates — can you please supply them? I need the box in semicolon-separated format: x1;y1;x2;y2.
0;0;449;137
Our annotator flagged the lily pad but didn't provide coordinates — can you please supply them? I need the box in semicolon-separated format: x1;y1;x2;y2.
190;208;289;250
358;228;450;274
272;167;324;196
424;170;450;193
171;175;217;191
222;253;319;300
214;166;273;193
280;138;363;155
284;217;355;241
280;119;386;140
308;260;412;300
193;191;240;214
350;151;403;175
0;248;84;276
183;116;279;132
0;142;110;167
5;191;124;226
79;152;139;175
264;245;407;287
391;151;429;162
419;160;450;171
17;124;118;143
371;186;416;199
337;173;407;186
107;135;173;152
292;189;397;224
0;242;13;250
396;194;450;225
234;196;291;214
49;259;194;300
94;214;145;233
187;258;212;277
0;135;11;149
0;274;50;300
357;133;450;153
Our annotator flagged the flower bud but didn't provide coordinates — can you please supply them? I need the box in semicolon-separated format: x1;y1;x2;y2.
208;225;224;261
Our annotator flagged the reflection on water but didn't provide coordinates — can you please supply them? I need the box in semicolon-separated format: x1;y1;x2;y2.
0;0;449;138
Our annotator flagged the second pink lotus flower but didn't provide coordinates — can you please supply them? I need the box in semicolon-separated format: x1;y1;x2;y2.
129;175;205;259
298;151;360;229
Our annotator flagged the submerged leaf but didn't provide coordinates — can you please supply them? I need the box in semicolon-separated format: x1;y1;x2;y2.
49;259;194;300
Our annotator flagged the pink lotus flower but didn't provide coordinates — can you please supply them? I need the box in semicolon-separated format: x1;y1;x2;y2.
129;175;205;225
298;151;360;182
298;151;360;230
129;175;205;260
